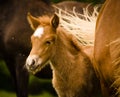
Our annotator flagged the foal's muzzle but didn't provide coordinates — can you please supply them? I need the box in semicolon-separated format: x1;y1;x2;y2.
25;55;41;73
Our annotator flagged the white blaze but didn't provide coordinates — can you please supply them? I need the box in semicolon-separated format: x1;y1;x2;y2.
33;27;44;38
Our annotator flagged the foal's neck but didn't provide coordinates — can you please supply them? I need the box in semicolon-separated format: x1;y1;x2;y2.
50;27;87;80
52;28;77;64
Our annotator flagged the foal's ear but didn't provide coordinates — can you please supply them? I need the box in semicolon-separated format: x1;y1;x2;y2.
51;14;59;29
27;13;40;30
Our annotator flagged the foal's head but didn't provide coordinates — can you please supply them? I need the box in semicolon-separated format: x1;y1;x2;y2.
26;13;59;74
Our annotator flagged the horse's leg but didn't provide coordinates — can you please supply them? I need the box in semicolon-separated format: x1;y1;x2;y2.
15;54;29;97
5;54;29;97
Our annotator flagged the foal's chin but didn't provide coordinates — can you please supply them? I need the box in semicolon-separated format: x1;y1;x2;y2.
30;65;42;75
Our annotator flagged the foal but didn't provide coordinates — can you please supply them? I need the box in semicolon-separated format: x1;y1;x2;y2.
25;14;101;97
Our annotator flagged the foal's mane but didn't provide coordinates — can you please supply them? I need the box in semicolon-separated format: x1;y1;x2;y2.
56;27;82;52
54;5;100;46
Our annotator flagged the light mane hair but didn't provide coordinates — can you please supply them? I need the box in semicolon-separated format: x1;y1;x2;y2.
54;5;100;46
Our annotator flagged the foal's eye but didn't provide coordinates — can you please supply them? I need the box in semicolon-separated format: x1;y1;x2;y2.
45;41;51;45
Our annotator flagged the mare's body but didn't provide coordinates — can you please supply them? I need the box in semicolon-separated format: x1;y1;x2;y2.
0;0;54;97
94;0;120;97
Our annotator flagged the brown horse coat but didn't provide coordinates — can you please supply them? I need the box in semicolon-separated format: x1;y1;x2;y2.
94;0;120;97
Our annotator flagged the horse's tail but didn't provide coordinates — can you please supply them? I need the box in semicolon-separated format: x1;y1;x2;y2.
54;4;101;46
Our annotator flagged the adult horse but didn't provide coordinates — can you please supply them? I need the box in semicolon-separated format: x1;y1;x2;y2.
94;0;120;97
25;8;101;97
0;0;54;97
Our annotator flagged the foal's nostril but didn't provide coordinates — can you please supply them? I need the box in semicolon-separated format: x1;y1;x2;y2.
26;59;36;71
26;59;36;68
26;55;39;71
31;59;35;66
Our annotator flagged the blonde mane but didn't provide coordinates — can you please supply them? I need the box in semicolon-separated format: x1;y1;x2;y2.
54;5;100;46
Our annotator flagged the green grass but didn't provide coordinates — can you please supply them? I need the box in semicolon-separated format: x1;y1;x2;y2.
0;90;55;97
0;91;16;97
30;92;55;97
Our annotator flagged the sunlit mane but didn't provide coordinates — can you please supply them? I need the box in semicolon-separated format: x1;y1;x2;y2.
54;5;100;46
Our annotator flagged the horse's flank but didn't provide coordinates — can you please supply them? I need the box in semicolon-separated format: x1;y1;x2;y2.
94;0;120;96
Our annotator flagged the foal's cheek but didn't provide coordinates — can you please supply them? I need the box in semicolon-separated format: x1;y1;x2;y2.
43;46;52;56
